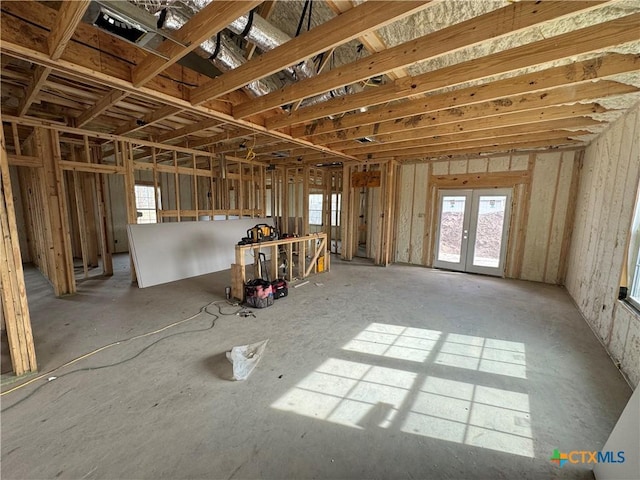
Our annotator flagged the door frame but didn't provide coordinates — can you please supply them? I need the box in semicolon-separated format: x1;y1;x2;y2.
433;188;513;276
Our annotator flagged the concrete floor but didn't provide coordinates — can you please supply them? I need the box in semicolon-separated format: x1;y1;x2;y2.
0;255;632;479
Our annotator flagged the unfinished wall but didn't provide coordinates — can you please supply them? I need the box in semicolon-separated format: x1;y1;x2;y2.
9;166;30;263
565;103;640;388
107;174;128;253
394;152;578;284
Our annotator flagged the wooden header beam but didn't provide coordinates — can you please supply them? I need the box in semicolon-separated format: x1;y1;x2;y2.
190;1;432;105
132;1;262;87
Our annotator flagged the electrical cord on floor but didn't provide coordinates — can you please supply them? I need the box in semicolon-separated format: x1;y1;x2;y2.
0;300;242;411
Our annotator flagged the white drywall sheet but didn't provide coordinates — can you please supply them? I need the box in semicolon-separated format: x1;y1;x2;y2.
127;218;274;288
594;386;639;480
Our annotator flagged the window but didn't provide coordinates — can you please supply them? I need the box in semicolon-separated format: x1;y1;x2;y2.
309;194;323;226
135;184;159;224
628;185;640;310
331;193;341;227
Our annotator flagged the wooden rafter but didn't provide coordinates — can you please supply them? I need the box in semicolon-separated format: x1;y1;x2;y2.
75;89;129;128
113;106;183;136
324;0;408;80
361;136;584;162
266;12;640;129
48;0;91;60
0;0;357;162
156;117;222;143
132;0;262;87
17;65;51;116
190;1;432;105
297;53;640;138
327;117;603;151
235;0;605;119
314;80;639;145
342;129;592;157
312;103;609;147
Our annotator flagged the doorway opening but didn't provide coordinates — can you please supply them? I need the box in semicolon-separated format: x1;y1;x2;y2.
434;188;512;276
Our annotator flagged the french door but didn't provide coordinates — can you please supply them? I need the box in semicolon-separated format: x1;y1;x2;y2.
433;189;512;276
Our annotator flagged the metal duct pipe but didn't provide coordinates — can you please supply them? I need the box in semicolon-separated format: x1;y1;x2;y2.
134;0;361;107
227;13;316;81
161;8;278;97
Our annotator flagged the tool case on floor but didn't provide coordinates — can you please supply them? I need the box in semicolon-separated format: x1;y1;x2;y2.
271;278;288;299
245;252;274;308
244;279;274;309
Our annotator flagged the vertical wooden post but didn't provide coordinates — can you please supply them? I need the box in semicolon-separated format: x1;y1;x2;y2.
192;153;198;220
73;170;90;278
122;141;137;283
152;147;161;223
283;167;290;234
302;165;310;236
381;160;396;266
0;121;37;375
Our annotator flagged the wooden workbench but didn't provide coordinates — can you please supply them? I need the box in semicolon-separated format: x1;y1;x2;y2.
230;233;329;300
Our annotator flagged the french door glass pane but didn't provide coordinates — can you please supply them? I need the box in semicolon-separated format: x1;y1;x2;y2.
438;195;467;263
472;195;507;268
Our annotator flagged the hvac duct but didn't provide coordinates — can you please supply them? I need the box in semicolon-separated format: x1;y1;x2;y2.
160;8;278;97
127;0;362;107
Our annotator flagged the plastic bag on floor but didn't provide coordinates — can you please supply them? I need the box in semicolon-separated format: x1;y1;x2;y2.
226;339;269;381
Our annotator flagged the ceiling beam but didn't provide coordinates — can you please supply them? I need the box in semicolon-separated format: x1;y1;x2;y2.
190;1;432;105
324;0;407;81
235;0;605;119
266;12;640;130
361;137;584;162
187;128;254;149
132;0;262;87
113;105;183;136
328;117;604;151
156;117;222;143
341;128;592;156
309;81;635;145
75;89;129;128
17;65;51;117
0;1;357;162
297;53;640;138
313;103;609;146
48;0;91;60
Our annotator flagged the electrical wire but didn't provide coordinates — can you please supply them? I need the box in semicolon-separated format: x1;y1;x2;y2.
0;300;242;410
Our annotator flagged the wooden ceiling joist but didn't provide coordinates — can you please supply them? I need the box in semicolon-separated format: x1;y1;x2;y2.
17;65;51;116
0;0;358;162
48;0;91;60
75;89;129;128
189;0;432;105
342;128;592;157
324;0;408;81
156;117;222;143
113;105;183;136
312;103;609;146
327;117;604;151
366;137;584;162
268;12;640;130
234;0;605;119
309;80;634;147
132;0;262;87
296;53;640;139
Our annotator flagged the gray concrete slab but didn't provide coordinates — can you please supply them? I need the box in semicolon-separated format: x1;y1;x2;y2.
0;255;632;479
